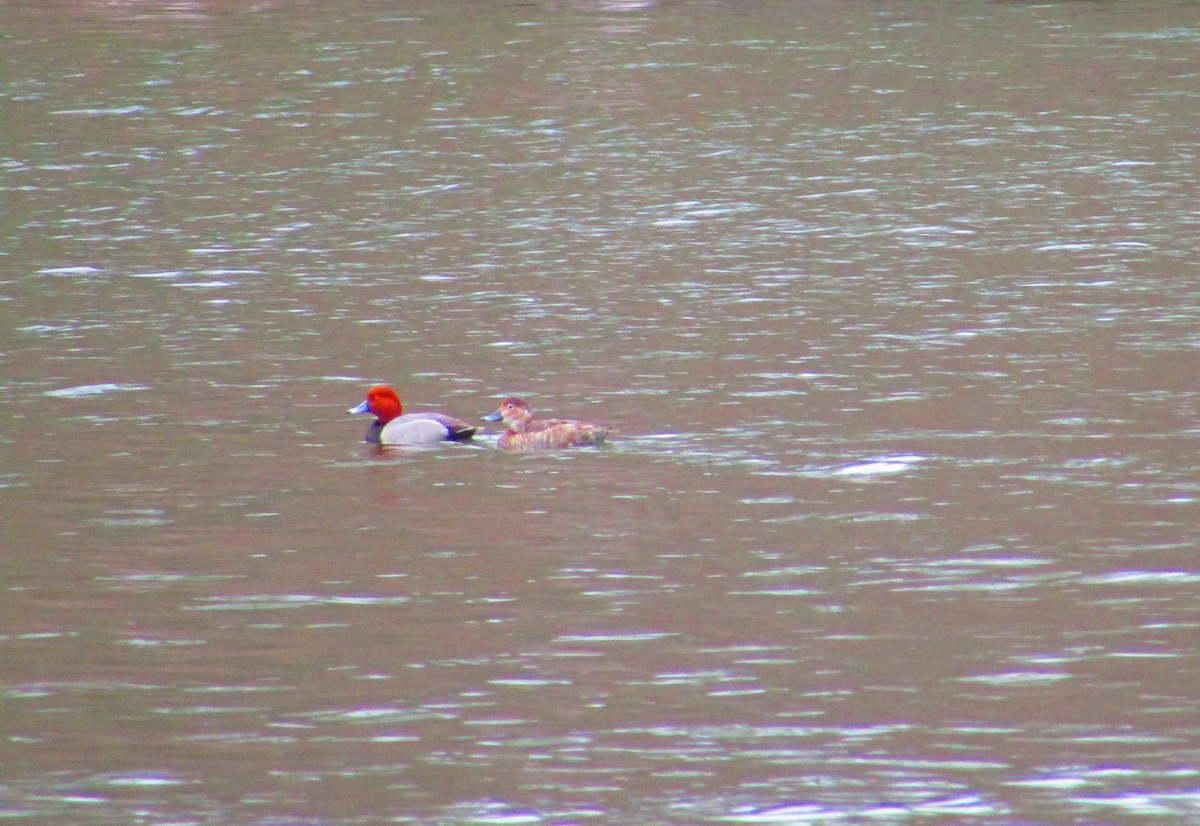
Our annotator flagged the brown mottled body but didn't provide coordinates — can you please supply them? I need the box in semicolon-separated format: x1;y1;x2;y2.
482;397;608;450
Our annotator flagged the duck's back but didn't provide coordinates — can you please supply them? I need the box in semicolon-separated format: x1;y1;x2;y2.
498;418;606;450
381;412;476;445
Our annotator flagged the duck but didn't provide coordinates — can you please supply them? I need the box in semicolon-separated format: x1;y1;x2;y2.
347;385;476;445
482;397;608;450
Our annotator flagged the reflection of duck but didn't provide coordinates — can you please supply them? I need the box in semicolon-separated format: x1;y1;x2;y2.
482;397;608;450
347;385;476;445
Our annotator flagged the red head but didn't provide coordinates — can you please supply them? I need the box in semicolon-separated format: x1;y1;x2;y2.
483;397;534;431
356;385;403;424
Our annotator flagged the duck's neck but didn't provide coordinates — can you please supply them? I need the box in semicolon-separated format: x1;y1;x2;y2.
372;396;402;425
505;412;533;433
364;420;384;443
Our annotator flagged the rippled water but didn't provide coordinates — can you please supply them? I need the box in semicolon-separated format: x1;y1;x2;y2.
3;0;1199;823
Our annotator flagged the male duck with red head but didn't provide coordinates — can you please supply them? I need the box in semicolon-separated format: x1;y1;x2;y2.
348;385;476;445
482;397;608;450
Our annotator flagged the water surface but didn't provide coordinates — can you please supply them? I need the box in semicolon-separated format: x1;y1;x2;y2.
3;0;1199;823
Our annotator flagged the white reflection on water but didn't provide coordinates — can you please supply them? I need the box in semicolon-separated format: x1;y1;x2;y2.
44;382;149;398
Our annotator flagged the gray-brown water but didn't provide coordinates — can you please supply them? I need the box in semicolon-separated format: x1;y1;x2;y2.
3;0;1199;823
